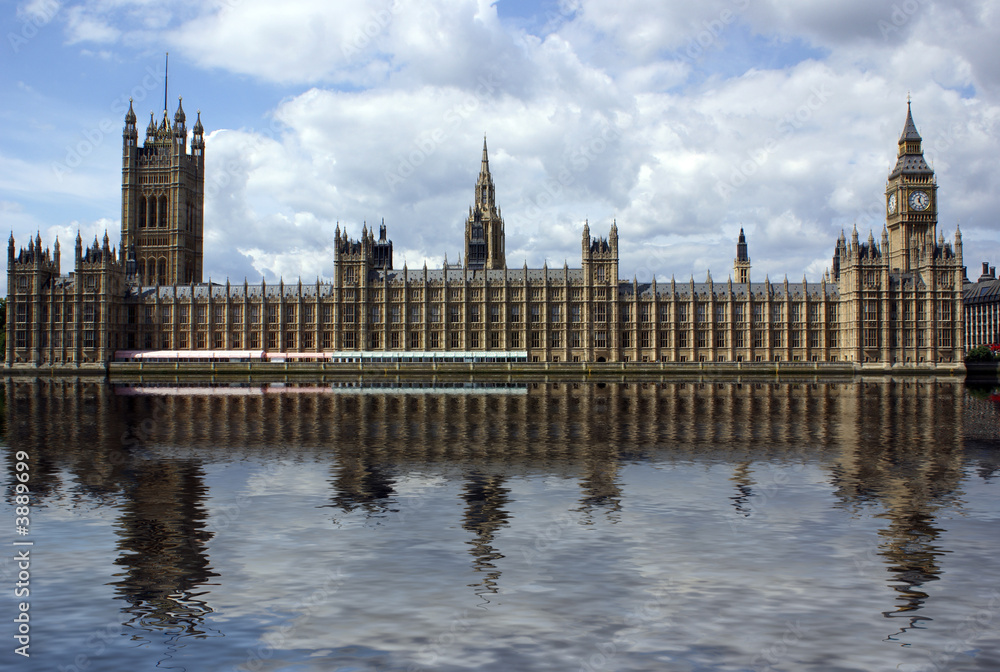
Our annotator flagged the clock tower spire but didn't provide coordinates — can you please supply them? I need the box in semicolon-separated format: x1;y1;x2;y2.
885;101;936;272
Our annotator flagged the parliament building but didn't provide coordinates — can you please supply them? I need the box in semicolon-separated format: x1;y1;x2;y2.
5;94;966;369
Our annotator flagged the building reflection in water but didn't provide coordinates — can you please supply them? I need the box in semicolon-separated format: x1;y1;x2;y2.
461;472;511;600
2;377;977;636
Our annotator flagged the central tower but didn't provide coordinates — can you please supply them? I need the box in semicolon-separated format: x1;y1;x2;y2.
885;101;937;272
464;137;505;270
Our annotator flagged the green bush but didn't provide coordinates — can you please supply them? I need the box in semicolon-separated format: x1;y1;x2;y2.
966;345;996;362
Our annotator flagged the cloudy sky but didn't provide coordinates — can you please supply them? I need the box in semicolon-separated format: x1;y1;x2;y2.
2;0;999;294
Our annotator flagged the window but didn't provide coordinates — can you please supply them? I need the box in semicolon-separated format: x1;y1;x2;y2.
470;305;480;323
431;305;441;323
864;300;878;321
215;305;224;324
304;305;314;323
791;331;802;348
449;306;459;323
659;331;670;348
791;304;801;323
715;304;726;323
470;332;480;349
229;306;241;324
551;305;561;323
369;306;381;323
510;305;521;323
696;303;707;323
250;305;260;324
233;332;243;348
916;303;925;321
531;304;540;322
641;331;651;348
323;305;333;324
753;331;763;348
393;305;403;323
162;306;172;324
752;304;763;324
939;329;952;348
322;332;332;349
697;331;708;348
773;331;783;348
215;332;225;349
622;304;632;323
144;306;154;325
595;304;607;321
303;332;313;349
410;306;421;323
715;331;726;348
677;330;688;348
572;331;582;348
810;330;820;348
180;332;189;349
344;332;356;349
640;303;651;323
451;331;461;349
410;331;420;349
551;331;561;348
431;331;441;349
84;304;95;323
596;266;605;282
369;332;381;349
735;331;745;348
287;305;296;322
391;332;401;349
595;331;607;348
511;331;521;348
659;304;670;323
808;304;819;322
772;304;784;323
266;305;277;324
828;304;838;322
531;331;541;348
198;333;208;349
829;331;838;348
491;305;500;323
938;301;951;321
734;304;745;323
864;329;878;348
345;267;357;283
678;303;688;322
344;305;355;323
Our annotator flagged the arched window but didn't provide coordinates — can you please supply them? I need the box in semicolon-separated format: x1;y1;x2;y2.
158;196;168;228
158;258;167;285
138;259;146;283
138;196;147;228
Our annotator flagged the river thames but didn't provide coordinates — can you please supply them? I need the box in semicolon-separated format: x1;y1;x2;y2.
2;377;999;671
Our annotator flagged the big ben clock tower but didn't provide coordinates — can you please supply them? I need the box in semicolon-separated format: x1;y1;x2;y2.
885;101;937;272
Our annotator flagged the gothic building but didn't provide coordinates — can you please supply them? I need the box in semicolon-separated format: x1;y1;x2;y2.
5;99;965;368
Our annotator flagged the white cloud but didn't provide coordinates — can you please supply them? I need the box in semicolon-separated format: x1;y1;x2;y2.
5;0;1000;297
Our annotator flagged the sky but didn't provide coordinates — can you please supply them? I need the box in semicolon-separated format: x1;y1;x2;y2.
2;0;999;295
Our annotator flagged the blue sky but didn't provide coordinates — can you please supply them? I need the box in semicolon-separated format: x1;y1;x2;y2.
2;0;1000;293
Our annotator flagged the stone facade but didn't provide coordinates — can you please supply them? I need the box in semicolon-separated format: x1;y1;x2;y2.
5;98;965;368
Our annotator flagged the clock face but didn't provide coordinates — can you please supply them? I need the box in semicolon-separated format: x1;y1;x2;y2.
887;193;896;214
909;190;930;211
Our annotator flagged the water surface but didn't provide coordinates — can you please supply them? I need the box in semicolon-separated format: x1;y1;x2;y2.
2;378;999;671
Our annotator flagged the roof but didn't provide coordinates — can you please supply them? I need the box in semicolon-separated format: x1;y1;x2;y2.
964;279;1000;305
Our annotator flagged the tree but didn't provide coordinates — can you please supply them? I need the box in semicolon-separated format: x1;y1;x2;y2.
966;345;995;362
